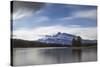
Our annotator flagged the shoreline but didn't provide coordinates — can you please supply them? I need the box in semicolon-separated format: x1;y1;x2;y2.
13;46;97;49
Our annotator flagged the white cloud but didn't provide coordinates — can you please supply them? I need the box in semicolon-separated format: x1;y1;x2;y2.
61;9;97;20
13;29;43;40
13;26;97;40
13;9;33;20
12;9;49;24
74;9;97;19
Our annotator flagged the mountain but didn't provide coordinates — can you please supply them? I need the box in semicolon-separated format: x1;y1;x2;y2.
38;32;75;45
38;32;97;45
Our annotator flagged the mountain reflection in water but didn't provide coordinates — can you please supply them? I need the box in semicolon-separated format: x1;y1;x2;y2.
13;47;97;66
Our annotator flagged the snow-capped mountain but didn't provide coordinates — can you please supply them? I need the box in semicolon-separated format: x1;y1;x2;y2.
38;32;75;45
38;32;97;45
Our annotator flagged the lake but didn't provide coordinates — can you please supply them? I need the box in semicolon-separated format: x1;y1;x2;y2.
12;47;97;66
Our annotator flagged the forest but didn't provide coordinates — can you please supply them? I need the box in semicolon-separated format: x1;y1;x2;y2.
11;38;97;48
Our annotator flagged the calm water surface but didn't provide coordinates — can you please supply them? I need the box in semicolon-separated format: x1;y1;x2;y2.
13;47;97;66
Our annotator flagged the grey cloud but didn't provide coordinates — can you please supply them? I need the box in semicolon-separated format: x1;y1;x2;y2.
11;1;46;20
12;1;45;13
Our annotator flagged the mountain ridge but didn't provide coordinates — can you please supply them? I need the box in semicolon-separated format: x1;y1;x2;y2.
38;32;97;45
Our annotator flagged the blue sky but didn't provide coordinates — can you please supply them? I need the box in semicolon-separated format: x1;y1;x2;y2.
12;1;97;40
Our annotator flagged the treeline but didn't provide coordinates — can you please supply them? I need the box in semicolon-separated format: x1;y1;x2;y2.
11;39;97;48
81;43;97;47
72;36;97;47
11;39;71;48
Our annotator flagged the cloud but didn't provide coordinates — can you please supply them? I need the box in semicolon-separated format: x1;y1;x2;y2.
13;31;43;41
13;9;33;20
74;9;97;19
13;26;97;40
12;1;45;20
12;2;97;30
61;9;97;20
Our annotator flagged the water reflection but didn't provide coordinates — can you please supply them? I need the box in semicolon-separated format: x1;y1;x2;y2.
72;49;81;62
40;48;82;63
13;47;97;66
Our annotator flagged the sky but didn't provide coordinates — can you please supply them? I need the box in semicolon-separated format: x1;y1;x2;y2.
12;1;97;40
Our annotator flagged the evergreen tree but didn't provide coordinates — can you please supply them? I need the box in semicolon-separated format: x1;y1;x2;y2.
76;36;82;47
72;38;76;46
72;36;82;47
